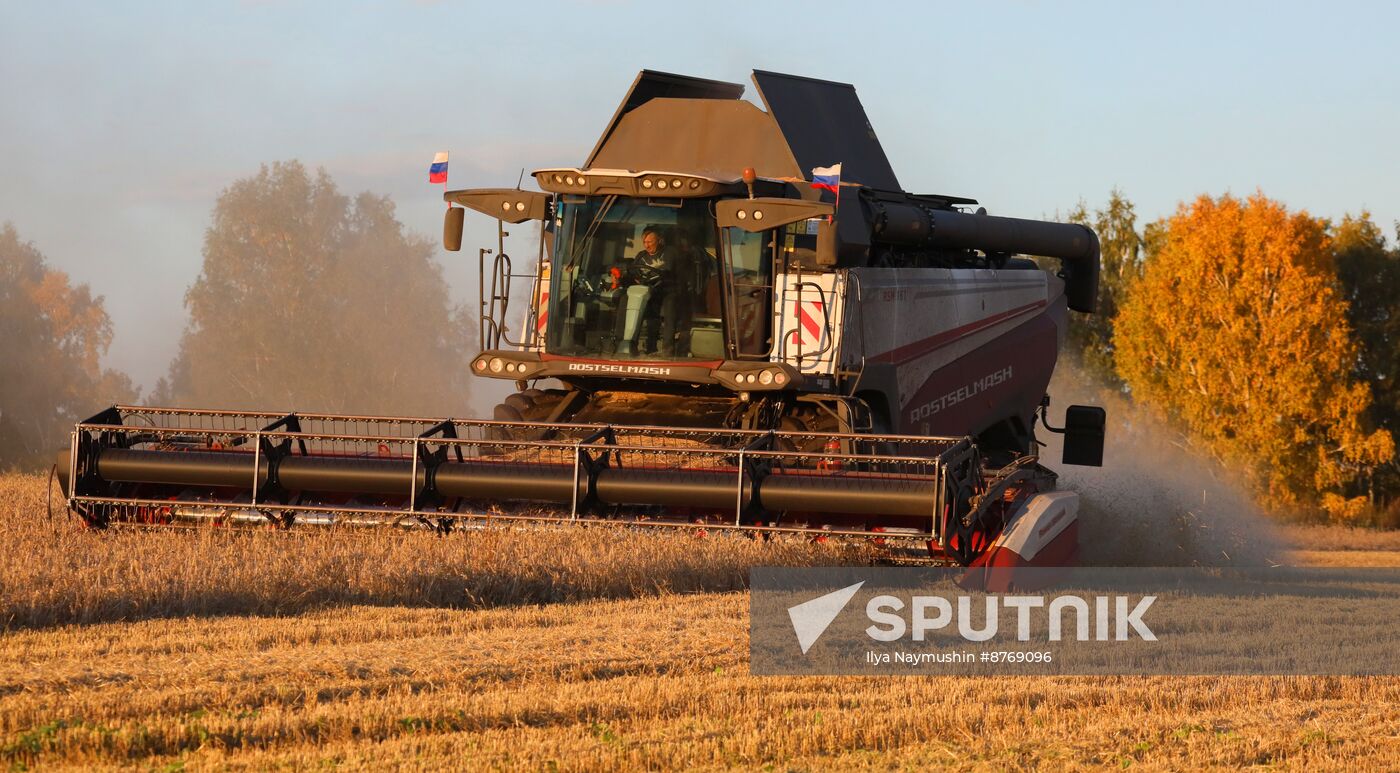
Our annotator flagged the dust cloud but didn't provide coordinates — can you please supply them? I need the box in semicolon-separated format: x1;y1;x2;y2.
1041;361;1289;566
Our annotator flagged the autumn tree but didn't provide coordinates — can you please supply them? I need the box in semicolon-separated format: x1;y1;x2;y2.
1333;213;1400;504
1113;193;1393;520
0;224;136;469
1062;189;1144;388
161;161;472;416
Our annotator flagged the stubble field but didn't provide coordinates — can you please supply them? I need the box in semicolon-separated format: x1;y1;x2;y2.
2;473;1398;770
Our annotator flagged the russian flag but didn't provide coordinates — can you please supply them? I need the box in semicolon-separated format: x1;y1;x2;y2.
428;151;449;184
810;163;841;194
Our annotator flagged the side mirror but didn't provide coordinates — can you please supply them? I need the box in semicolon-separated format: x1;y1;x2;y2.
1061;405;1106;467
446;188;550;224
716;198;834;233
443;207;465;252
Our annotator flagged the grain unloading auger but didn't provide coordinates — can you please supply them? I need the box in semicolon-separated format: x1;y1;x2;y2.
57;70;1107;571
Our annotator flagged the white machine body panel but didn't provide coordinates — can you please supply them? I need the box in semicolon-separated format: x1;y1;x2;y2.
774;271;845;376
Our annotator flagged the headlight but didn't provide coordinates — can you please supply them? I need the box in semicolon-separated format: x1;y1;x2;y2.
515;201;525;212
474;359;487;372
736;210;747;220
656;179;668;190
773;371;789;386
642;178;653;189
752;209;764;221
671;179;682;188
489;357;505;373
758;370;774;385
565;176;575;185
553;174;563;184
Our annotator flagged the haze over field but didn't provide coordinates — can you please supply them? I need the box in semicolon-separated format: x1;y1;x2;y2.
3;1;1398;390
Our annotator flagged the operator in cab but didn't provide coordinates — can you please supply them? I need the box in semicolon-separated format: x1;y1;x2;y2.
616;226;677;356
629;228;670;286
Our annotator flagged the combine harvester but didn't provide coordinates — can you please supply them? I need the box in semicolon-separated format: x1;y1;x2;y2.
58;70;1105;571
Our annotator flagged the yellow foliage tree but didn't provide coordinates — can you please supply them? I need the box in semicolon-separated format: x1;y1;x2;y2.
1113;193;1394;519
0;224;136;469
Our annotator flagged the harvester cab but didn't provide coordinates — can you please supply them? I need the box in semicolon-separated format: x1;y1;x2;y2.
59;69;1107;577
446;71;1101;453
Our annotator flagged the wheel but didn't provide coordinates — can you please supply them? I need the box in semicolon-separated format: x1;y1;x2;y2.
525;389;580;425
492;403;524;423
482;402;526;453
774;409;833;454
503;393;535;413
489;389;578;445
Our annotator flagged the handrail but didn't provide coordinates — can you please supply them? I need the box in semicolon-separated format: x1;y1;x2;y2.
494;251;539;350
839;270;867;394
781;279;834;363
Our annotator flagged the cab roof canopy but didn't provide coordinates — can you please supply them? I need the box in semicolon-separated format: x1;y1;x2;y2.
584;69;900;191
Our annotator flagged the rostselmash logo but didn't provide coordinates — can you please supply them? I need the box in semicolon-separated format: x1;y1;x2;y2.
565;363;673;376
908;365;1013;423
787;586;1157;653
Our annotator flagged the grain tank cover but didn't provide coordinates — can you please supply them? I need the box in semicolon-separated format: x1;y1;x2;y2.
585;70;747;169
588;99;801;180
751;70;900;191
583;69;900;187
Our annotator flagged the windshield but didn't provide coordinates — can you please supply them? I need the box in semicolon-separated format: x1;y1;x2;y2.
546;196;725;360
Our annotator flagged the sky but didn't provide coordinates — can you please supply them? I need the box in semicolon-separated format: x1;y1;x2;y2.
2;1;1398;392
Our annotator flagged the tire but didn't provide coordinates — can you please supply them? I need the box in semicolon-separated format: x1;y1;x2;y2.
775;412;832;455
775;416;805;452
485;389;580;445
493;403;524;423
503;393;536;414
532;389;578;422
482;402;526;454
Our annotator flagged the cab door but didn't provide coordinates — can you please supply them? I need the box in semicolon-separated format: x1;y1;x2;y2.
721;227;775;357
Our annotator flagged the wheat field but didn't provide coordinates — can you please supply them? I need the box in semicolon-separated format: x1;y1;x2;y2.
2;473;1398;770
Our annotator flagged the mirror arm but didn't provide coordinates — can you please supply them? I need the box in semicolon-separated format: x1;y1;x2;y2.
1037;395;1065;434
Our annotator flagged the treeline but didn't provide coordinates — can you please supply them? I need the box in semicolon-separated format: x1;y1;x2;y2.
1061;190;1399;525
0;161;472;470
